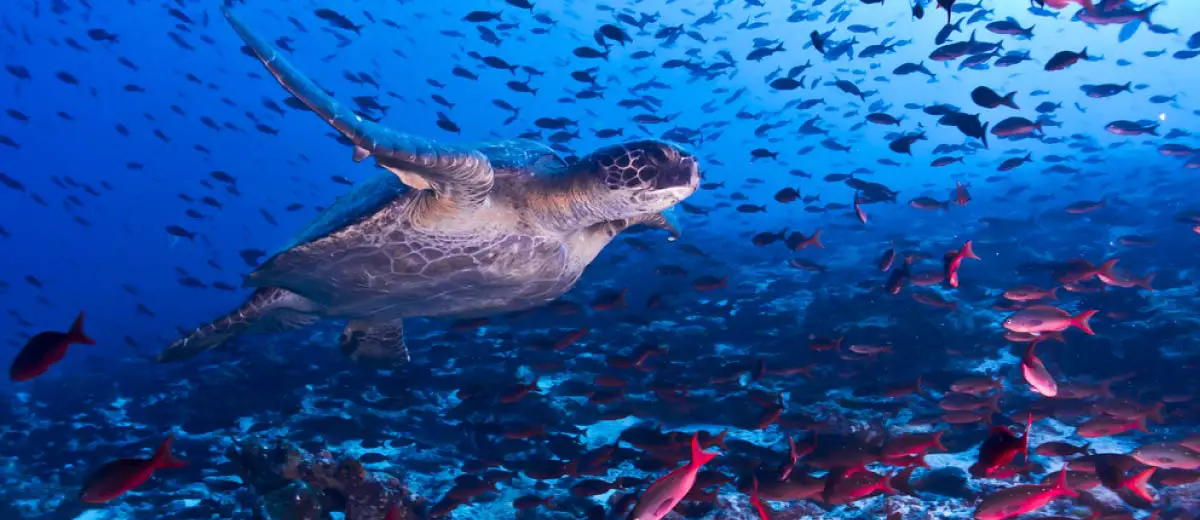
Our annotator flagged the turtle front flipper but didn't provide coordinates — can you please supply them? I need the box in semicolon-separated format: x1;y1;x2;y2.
625;211;682;241
158;287;318;362
339;319;410;367
222;6;494;210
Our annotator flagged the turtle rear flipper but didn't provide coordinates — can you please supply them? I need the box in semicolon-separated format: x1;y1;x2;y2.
222;6;494;209
339;319;410;367
158;288;318;362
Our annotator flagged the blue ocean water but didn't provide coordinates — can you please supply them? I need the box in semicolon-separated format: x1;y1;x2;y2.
1;0;1199;519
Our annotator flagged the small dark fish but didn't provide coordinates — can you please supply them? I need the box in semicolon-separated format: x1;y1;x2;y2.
86;28;119;42
1045;48;1088;71
314;8;363;34
463;11;502;22
573;46;609;60
165;225;195;240
971;86;1018;109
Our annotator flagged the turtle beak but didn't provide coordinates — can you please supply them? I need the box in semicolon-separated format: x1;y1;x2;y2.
677;152;700;193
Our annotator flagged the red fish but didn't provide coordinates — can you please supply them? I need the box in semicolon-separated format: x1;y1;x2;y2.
1003;285;1058;301
970;414;1032;478
1076;416;1148;438
778;434;813;481
80;435;188;503
1097;268;1155;291
885;257;912;295
498;378;540;404
1043;0;1095;11
628;433;719;520
973;467;1077;520
10;311;96;382
552;328;589;350
1003;305;1097;336
943;240;980;288
1055;258;1118;284
853;192;868;224
1022;344;1058;397
1095;457;1157;502
749;475;771;520
878;248;895;271
786;228;824;250
954;182;972;206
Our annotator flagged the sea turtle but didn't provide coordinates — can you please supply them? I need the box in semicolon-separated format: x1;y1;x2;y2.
157;6;701;366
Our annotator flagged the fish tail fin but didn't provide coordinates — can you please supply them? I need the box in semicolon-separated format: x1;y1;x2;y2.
961;240;980;261
1137;272;1156;291
1004;92;1019;110
690;432;718;467
1123;468;1156;501
1053;467;1078;497
1046;286;1059;300
811;228;825;248
1135;416;1150;433
879;472;898;495
932;430;946;452
981;123;990;148
1070;310;1098;336
713;429;730;450
1096;258;1119;281
153;435;189;469
68;312;97;345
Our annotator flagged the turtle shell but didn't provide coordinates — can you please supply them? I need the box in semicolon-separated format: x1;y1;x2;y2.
284;140;565;250
285;172;407;250
475;139;568;175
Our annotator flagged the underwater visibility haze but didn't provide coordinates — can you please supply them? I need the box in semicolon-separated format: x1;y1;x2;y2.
1;0;1200;518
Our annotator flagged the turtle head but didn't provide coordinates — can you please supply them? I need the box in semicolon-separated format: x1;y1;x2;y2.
574;140;700;218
